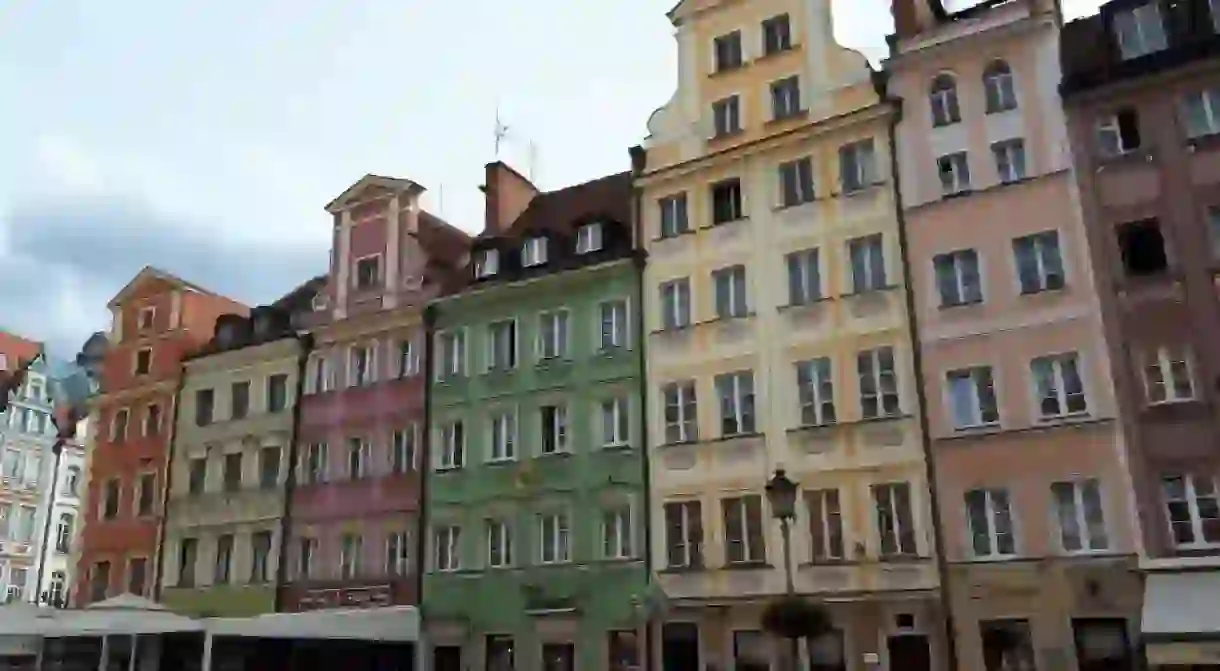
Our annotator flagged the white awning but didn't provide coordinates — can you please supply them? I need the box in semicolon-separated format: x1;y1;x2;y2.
203;606;419;642
0;603;58;636
46;594;203;636
1142;571;1220;638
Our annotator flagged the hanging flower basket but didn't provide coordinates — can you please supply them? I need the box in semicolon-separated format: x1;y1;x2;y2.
760;595;831;640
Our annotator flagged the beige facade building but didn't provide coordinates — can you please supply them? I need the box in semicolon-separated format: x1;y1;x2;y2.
633;0;941;669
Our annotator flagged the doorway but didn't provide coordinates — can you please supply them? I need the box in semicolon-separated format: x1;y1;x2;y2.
661;622;700;671
887;634;931;671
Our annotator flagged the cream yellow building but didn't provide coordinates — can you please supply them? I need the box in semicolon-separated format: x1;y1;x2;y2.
633;1;943;669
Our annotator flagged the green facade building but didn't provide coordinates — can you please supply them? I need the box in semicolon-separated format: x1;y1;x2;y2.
424;166;648;671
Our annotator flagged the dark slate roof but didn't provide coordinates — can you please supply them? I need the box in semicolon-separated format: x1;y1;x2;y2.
485;171;633;244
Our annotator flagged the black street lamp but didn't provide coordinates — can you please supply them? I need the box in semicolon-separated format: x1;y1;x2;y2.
766;468;800;671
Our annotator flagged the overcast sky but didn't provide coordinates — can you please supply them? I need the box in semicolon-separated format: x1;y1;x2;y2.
0;0;1106;358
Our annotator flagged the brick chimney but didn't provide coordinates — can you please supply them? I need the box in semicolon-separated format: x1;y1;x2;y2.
892;0;938;39
481;161;538;234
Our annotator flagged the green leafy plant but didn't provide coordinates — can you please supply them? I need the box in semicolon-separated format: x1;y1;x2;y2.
760;595;831;640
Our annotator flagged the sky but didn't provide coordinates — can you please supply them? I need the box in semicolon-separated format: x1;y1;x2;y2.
0;0;1106;358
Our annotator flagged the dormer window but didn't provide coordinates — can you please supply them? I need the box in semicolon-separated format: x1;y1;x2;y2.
476;249;500;278
522;237;548;267
576;223;603;254
1113;3;1166;61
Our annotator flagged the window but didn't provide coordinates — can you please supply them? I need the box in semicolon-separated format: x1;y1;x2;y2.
438;421;465;469
396;339;419;378
715;371;756;436
391;426;417;474
600;396;630;447
840;139;877;193
299;443;327;485
111;408;129;443
434;526;461;571
103;479;120;520
487;520;513;568
1184;89;1220;140
1096;108;1141;156
659;193;689;238
487;636;515;671
136;473;155;516
487;320;517;370
537;310;570;360
599;299;629;349
267;374;289;412
143;403;161;437
965;488;1015;557
55;513;74;553
297;537;317;579
771;76;801;120
779;157;815;208
1163;474;1220;547
195;389;214;426
937;152;971;195
91;562;110;602
934;249;982;307
489;412;516;461
384;531;410;576
11;506;33;542
796;358;836;426
178;538;197;587
475;249;499;278
762;14;792;54
982;60;1017;113
354;255;380;290
138;306;156;330
230;381;250;420
188;458;207;494
992;139;1027;183
540;405;568;455
786;248;821;305
806;489;844;561
576;222;603;254
340;534;362;579
305;354;332;394
1013;231;1065;293
981;620;1036;671
1114;3;1167;60
1052;479;1109;552
1;449;18;479
723;495;765;564
711;178;743;224
1144;345;1196;403
539;512;571;563
929;74;961;127
858;347;900;419
522;237;548;267
134;348;152;376
713;31;743;71
258;446;282;490
542;644;575;671
1207;206;1220;260
251;531;272;583
848;234;886;292
65;466;81;496
437;330;466;378
664;501;703;568
734;631;770;671
603;507;633;559
660;278;692;329
1117;218;1168;277
346;438;369;479
1213;0;1220;32
947;366;999;428
215;534;233;584
349;343;376;387
223;453;243;491
662;381;698;444
48;572;66;606
1032;353;1088;417
712;265;748;319
873;482;917;556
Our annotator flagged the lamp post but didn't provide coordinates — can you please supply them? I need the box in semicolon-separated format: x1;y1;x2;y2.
766;468;800;671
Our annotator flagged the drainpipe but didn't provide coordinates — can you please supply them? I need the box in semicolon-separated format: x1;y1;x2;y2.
417;304;438;670
883;85;961;671
153;371;187;602
273;332;314;612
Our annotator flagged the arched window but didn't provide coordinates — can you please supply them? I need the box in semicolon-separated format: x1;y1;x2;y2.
48;571;66;606
56;513;74;553
930;73;961;127
983;60;1017;113
65;466;81;497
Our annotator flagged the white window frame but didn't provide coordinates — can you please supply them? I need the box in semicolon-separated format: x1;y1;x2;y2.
486;520;513;568
848;235;886;292
397;339;419;378
391;424;418;473
599;397;630;447
1013;231;1066;294
386;531;410;576
297;537;316;579
1183;89;1220;138
662;381;698;444
658;193;689;238
598;299;629;350
992;139;1027;184
937;152;971;196
489;411;517;462
840;139;877;193
539;404;569;455
434;526;461;572
537;310;570;360
522;237;548;267
438;421;465;470
436;330;467;379
946;366;999;429
983;62;1017;113
965;488;1017;559
712;265;749;319
353;253;382;291
346;437;369;480
110;408;130;443
486;320;517;371
348;343;377;388
872;482;917;556
715;371;756;437
858;347;901;419
712;95;742;137
475;249;499;278
1143;346;1195;405
1051;479;1109;553
538;512;571;564
786;248;821;305
602;507;633;559
1096;113;1140;156
929;75;960;127
338;535;362;579
300;442;328;485
1114;3;1167;60
1031;353;1088;418
576;223;603;254
722;496;765;564
933;249;982;307
660;279;691;329
796;358;836;427
806;488;844;561
1162;474;1220;549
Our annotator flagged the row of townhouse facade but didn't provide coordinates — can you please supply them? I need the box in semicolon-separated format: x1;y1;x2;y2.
64;0;1220;669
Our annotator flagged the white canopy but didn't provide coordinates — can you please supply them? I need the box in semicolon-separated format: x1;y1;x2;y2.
203;606;419;642
0;602;58;636
47;594;203;636
1143;571;1220;638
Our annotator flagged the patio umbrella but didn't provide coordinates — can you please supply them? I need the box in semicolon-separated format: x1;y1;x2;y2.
48;594;203;636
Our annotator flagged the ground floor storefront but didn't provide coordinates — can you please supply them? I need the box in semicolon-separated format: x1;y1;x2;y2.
427;612;645;671
947;555;1143;671
1142;567;1220;670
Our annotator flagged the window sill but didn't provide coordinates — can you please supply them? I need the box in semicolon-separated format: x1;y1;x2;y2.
485;457;518;467
707;62;746;79
952;422;1003;435
652;228;697;243
765;109;809;127
538;449;573;459
938;298;984;310
701;215;750;230
931;119;963;130
600;442;634;452
939;188;974;201
708;128;745;143
1018;284;1067;297
839;284;900;299
723;561;772;571
433;466;465;474
984;104;1019;116
778;296;834;312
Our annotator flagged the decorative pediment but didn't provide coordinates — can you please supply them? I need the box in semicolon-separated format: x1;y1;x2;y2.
107;266;208;309
325;174;425;214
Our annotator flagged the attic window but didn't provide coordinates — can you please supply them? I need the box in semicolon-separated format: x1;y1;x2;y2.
476;249;499;278
354;255;381;291
523;237;548;267
576;223;603;254
138;307;155;331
